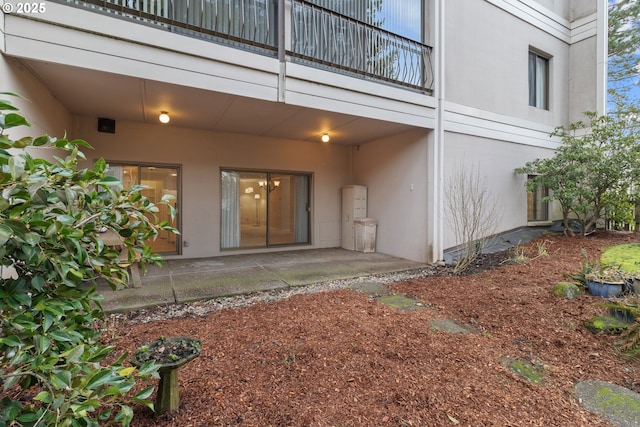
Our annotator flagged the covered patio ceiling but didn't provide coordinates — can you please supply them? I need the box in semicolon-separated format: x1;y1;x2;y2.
22;59;416;146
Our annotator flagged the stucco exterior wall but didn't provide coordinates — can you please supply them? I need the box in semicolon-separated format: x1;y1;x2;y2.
570;0;597;20
441;132;557;250
351;130;430;263
0;56;72;139
73;116;351;259
569;37;598;123
445;1;572;127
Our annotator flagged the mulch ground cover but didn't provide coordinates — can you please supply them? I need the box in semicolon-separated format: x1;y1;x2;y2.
106;231;640;426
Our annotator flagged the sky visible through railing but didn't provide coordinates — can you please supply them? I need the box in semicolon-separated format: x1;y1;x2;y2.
608;0;640;113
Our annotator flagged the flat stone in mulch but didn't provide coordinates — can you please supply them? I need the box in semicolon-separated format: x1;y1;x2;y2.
376;294;424;310
575;380;640;427
502;356;546;385
428;318;477;334
349;281;390;296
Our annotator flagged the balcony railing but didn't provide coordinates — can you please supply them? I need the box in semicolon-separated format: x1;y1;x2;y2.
290;0;433;92
53;0;434;92
68;0;278;50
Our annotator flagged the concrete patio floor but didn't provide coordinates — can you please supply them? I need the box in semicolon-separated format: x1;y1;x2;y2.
97;248;429;313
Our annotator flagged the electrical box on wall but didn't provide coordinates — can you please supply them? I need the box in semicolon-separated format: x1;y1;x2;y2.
97;118;116;133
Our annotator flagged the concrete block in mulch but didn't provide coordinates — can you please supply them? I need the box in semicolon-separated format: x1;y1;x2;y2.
584;315;629;335
349;282;390;296
428;318;476;335
552;281;582;300
575;381;640;427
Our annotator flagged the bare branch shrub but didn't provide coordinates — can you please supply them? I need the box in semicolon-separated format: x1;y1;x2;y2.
445;163;503;273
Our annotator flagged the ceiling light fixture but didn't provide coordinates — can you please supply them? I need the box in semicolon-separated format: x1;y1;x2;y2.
159;111;170;124
321;133;330;143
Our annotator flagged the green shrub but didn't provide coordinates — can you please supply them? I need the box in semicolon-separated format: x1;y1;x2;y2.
0;93;177;426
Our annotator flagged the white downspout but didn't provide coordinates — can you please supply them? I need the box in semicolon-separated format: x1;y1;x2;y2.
431;0;445;263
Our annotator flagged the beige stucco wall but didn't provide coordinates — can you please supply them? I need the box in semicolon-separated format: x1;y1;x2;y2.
0;56;72;139
568;37;598;123
351;129;430;263
445;1;573;127
441;132;558;250
72;116;351;259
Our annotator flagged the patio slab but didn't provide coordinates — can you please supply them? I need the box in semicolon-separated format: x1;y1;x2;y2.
172;267;287;303
98;276;176;313
98;248;431;313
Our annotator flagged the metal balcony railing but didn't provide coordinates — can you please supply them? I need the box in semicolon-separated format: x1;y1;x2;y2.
66;0;278;50
289;0;434;92
54;0;434;92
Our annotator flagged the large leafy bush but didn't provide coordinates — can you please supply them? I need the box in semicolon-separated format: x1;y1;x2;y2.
0;93;177;426
516;112;640;236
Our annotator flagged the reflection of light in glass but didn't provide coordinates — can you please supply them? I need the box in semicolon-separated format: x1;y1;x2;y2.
254;193;261;225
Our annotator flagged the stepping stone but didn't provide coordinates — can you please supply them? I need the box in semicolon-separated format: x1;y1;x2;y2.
502;356;545;384
429;318;476;334
376;294;423;311
349;281;390;296
575;380;640;426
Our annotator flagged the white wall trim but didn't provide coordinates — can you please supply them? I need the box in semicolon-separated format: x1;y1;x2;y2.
0;11;6;54
486;0;597;44
10;3;278;72
285;62;437;109
570;14;598;44
284;62;437;127
444;102;561;149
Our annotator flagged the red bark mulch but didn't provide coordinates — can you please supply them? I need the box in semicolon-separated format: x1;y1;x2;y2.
107;231;640;426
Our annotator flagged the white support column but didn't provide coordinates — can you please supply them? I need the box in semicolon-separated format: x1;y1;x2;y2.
277;0;287;103
428;0;445;263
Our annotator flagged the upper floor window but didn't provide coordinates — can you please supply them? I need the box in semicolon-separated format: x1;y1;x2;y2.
528;50;549;110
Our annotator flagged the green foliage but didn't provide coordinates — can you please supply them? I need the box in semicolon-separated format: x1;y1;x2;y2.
0;93;178;426
515;112;640;236
605;296;640;360
568;249;604;285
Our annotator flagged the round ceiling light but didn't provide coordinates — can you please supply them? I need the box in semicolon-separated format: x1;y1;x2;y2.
159;111;170;124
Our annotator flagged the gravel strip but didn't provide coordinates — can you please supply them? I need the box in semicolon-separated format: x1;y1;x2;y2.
107;266;449;325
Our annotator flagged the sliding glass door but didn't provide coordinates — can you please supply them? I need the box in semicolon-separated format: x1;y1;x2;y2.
221;170;310;249
106;163;181;254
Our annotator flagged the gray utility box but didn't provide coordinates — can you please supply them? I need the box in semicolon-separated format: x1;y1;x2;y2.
354;218;378;253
